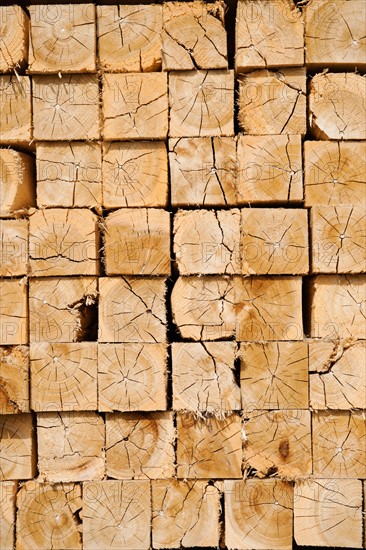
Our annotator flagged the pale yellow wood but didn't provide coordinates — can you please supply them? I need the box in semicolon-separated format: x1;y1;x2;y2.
305;0;366;67
0;482;16;550
0;279;27;345
37;411;105;482
106;411;174;479
102;73;168;140
97;5;162;72
29;4;96;72
310;274;366;339
98;343;167;412
0;219;28;276
0;76;32;145
294;479;363;548
174;209;240;275
16;481;82;550
169;137;237;206
304;141;366;206
312;411;366;478
29;208;100;276
30;342;97;412
0;6;28;72
237;135;303;204
241;208;309;275
243;410;312;478
236;0;303;71
104;208;170;275
0;345;29;414
362;480;366;548
309;339;366;410
0;414;35;480
36;142;102;208
309;73;366;139
239;341;308;411
102;142;168;208
0;149;35;218
162;1;227;70
311;205;366;273
152;479;221;549
225;479;293;550
169;70;234;137
171;276;236;340
172;341;240;414
238;69;307;135
236;276;303;341
83;480;150;550
99;277;166;343
177;413;242;478
29;277;97;343
33;75;100;140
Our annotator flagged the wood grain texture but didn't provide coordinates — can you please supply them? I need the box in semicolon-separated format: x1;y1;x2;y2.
238;69;306;135
169;137;237;206
236;0;304;72
97;5;162;72
36;142;102;208
0;219;28;276
0;76;32;145
102;141;168;208
294;479;363;548
30;342;97;412
16;481;82;550
0;6;28;72
32;75;100;140
105;412;175;479
225;479;293;550
0;414;35;480
162;1;227;70
304;141;366;206
37;411;105;482
305;0;366;67
104;208;170;275
99;277;166;343
152;479;221;548
29;4;96;72
309;73;366;139
0;481;16;550
172;341;240;414
177;413;242;478
169;70;234;137
0;346;29;414
0;149;35;218
98;343;167;412
83;480;150;550
102;73;168;140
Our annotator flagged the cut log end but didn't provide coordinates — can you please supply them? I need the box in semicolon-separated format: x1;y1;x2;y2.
97;5;162;72
16;481;82;550
294;479;363;548
83;480;150;550
0;6;29;72
162;1;228;70
236;0;304;72
238;69;307;135
37;412;105;482
305;0;366;68
309;73;366;140
105;412;175;479
29;4;96;73
169;70;234;137
0;346;29;415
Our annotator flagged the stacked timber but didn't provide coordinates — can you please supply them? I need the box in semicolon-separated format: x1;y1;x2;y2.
0;2;365;550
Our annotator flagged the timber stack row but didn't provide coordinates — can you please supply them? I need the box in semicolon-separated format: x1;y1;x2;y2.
0;1;365;549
